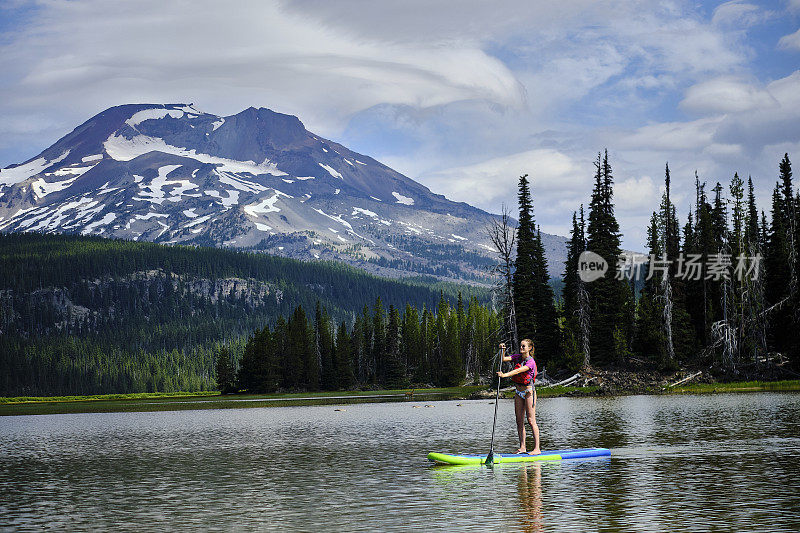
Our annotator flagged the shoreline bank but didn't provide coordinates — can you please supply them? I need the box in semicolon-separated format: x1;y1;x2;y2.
1;380;798;417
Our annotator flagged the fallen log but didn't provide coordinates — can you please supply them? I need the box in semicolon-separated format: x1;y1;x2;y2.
545;373;581;388
668;371;703;388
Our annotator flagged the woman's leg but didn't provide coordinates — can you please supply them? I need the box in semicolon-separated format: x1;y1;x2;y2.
514;394;527;453
526;389;540;455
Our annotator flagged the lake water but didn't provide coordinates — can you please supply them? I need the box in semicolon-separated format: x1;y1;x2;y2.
1;393;799;531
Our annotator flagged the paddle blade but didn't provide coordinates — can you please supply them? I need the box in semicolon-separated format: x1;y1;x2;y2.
485;451;494;467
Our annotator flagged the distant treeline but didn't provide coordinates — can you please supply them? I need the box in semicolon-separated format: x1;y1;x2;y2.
507;151;799;377
0;233;490;396
224;293;500;393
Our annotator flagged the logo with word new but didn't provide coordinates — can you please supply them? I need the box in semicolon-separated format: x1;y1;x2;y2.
578;251;608;282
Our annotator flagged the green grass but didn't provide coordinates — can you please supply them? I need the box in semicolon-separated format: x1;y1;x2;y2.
2;380;797;417
0;385;485;416
499;386;600;399
666;380;800;394
0;391;220;404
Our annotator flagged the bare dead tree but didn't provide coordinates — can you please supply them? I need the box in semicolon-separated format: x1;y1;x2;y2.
487;204;519;351
577;278;591;369
660;268;676;363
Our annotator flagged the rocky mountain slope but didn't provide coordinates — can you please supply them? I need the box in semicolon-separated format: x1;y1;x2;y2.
0;104;567;281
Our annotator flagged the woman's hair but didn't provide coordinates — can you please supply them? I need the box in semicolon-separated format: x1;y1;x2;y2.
521;338;534;352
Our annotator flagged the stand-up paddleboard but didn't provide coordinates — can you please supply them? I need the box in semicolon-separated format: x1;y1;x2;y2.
428;447;610;465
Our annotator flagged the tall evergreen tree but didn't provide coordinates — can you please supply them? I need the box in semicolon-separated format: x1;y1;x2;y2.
513;174;561;368
384;304;406;388
334;321;355;390
633;213;667;365
513;174;537;343
746;177;760;252
562;209;588;370
586;151;629;366
314;302;332;390
215;346;236;393
441;310;464;386
371;298;385;384
765;156;794;355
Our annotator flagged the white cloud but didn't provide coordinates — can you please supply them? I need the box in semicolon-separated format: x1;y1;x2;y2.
618;118;719;152
712;2;773;28
615;175;660;213
1;0;797;251
778;28;800;51
680;76;778;114
420;148;589;214
0;0;524;141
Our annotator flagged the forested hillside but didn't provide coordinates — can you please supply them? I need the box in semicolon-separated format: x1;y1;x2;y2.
0;233;491;396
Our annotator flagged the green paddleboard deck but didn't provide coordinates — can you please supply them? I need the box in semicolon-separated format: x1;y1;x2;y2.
427;447;610;465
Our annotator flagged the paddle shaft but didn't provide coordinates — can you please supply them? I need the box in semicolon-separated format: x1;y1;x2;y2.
488;348;503;458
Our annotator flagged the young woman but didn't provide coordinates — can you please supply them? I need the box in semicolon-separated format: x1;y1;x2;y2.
497;339;540;455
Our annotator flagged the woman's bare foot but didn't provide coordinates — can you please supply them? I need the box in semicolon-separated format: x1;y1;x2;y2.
515;448;527;454
528;449;541;455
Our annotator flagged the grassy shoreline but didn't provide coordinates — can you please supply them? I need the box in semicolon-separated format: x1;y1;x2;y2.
1;380;798;416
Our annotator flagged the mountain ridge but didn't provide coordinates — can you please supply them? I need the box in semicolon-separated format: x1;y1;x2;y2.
0;103;568;281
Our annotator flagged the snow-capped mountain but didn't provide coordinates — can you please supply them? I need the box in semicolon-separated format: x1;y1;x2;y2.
0;104;567;281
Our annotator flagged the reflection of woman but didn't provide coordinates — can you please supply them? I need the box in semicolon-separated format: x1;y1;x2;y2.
518;463;544;533
498;339;540;455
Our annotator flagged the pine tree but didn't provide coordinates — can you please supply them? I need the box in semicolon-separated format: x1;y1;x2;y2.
384;304;406;388
442;310;464;386
402;304;421;380
660;163;693;364
633;213;667;366
746;177;759;252
561;210;587;371
215;346;236;393
765;161;793;355
372;297;385;384
586;151;629;366
513;174;561;369
514;174;537;343
314;302;335;390
334;321;355;390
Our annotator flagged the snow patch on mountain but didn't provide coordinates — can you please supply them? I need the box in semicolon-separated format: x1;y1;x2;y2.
255;222;273;232
0;150;70;185
133;165;198;205
126;108;184;128
392;192;414;205
104;133;287;176
244;191;289;216
216;171;268;193
184;214;211;228
313;207;355;232
318;163;343;180
82;212;116;235
32;176;80;198
204;189;240;208
352;207;379;218
51;164;96;177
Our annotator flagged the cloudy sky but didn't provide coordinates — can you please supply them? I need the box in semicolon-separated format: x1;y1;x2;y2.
1;0;799;249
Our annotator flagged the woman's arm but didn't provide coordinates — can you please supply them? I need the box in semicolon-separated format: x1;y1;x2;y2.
497;365;528;378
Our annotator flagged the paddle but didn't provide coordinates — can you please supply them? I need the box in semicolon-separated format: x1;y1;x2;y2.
486;347;503;467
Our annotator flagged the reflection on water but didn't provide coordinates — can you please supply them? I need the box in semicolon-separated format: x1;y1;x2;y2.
517;463;543;533
1;393;799;531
